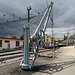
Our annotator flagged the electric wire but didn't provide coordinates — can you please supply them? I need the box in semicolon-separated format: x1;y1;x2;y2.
0;0;29;25
0;2;24;17
29;8;46;27
13;0;43;19
0;10;19;19
25;0;30;6
0;0;39;25
27;1;51;28
32;9;40;14
25;6;49;27
0;0;42;25
14;0;39;16
14;0;29;7
0;15;36;26
0;1;49;28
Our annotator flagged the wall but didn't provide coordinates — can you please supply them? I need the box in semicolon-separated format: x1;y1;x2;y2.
0;39;23;50
45;35;52;43
10;40;16;49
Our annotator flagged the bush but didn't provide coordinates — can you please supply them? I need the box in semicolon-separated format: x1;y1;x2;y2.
20;35;24;40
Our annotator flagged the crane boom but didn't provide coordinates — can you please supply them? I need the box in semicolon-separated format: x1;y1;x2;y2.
20;1;54;70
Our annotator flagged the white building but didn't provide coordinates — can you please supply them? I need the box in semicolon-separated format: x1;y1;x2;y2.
0;35;23;50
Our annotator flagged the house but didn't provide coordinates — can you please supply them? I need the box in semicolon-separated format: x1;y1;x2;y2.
62;34;75;45
45;34;53;43
68;34;75;44
0;35;23;50
68;34;75;39
45;34;54;47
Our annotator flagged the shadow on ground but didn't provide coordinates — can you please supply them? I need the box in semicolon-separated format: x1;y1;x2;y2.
10;60;75;75
31;60;75;74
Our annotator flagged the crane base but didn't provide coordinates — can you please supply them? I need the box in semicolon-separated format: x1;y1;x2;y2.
20;63;31;70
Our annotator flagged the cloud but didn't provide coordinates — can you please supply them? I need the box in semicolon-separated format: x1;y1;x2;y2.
50;1;74;27
0;0;75;37
45;27;75;39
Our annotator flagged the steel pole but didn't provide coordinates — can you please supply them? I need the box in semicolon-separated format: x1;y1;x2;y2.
67;32;69;45
24;26;29;65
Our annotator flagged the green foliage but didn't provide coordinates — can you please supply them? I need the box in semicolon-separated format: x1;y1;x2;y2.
37;53;41;57
58;40;62;43
64;35;68;40
20;35;24;40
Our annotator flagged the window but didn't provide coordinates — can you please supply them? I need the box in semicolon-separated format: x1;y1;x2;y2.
16;41;19;46
46;39;48;41
0;40;2;47
5;40;10;43
51;39;53;41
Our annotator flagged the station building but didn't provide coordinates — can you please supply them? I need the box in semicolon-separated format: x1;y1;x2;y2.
0;35;23;50
45;34;54;47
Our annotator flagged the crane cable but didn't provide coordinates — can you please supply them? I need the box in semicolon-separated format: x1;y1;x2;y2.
28;7;48;27
29;1;52;27
24;0;50;27
0;2;24;18
46;0;48;7
46;0;54;38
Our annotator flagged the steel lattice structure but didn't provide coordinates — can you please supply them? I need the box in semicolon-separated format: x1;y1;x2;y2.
20;1;54;70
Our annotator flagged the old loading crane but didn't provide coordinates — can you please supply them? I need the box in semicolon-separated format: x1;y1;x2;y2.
20;1;54;70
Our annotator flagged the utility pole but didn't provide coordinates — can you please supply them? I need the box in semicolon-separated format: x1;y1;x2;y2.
21;6;32;69
27;6;31;38
27;6;31;23
67;32;69;45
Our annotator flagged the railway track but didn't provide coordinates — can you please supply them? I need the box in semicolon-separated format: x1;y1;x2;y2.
0;45;61;63
0;50;23;62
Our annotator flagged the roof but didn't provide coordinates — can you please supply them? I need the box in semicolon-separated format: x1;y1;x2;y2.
0;35;23;41
45;34;53;39
69;34;75;39
5;35;19;39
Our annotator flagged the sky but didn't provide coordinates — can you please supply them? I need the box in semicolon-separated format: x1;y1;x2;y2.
0;0;75;39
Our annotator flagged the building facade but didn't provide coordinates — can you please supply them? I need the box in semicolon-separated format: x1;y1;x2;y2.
45;34;53;47
0;35;23;50
45;34;53;43
62;34;75;45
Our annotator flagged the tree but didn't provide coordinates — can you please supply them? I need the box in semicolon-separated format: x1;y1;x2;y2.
64;35;68;40
20;35;24;40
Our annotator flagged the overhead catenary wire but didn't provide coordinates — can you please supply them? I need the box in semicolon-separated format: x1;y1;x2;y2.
32;9;40;14
25;6;50;27
0;2;24;18
0;10;19;19
0;15;36;26
0;1;49;27
0;0;29;23
0;8;42;26
13;0;45;19
46;0;48;7
46;0;54;48
14;0;40;16
14;0;29;7
25;0;30;6
0;0;39;24
46;0;54;37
